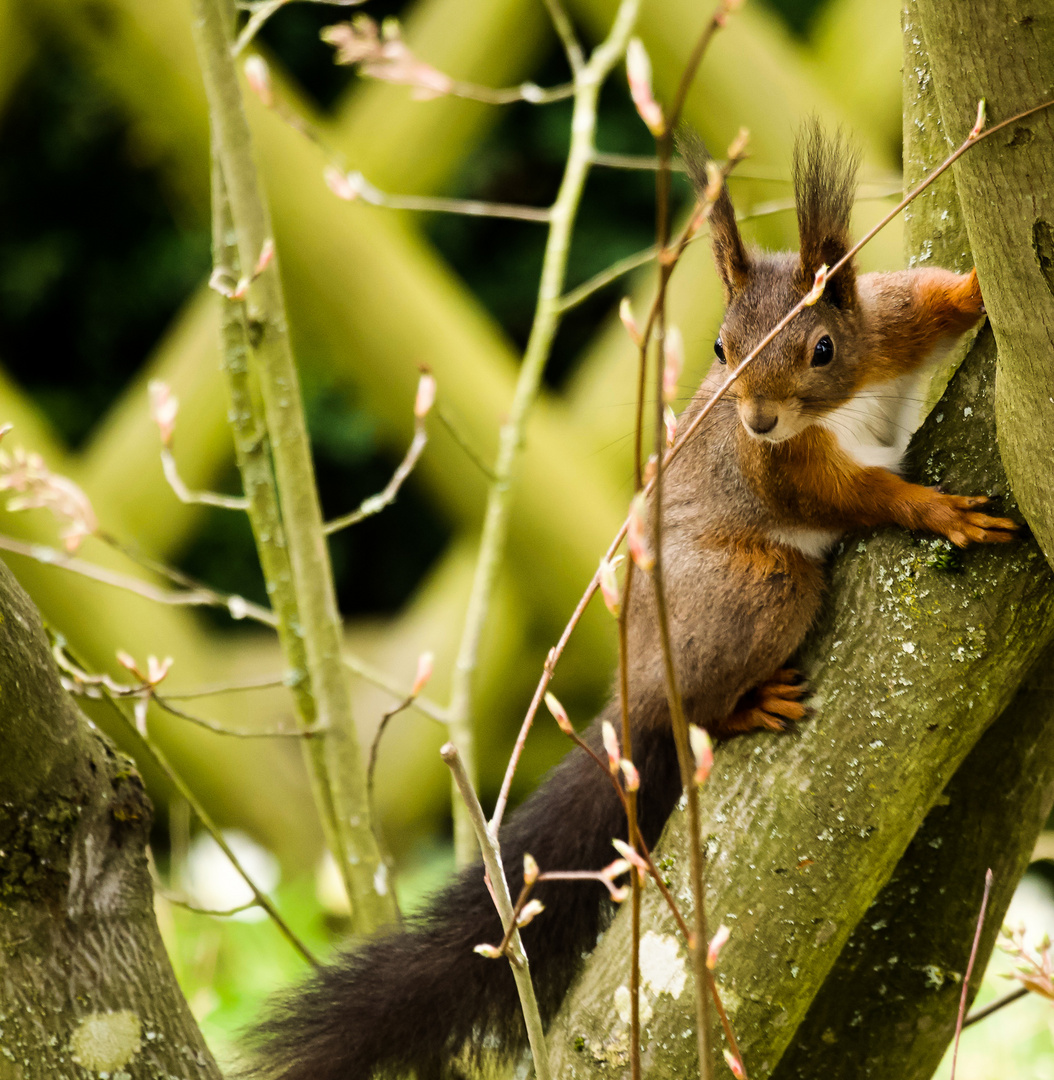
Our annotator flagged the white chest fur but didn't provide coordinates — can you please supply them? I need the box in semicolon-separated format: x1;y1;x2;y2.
818;371;927;472
767;372;929;561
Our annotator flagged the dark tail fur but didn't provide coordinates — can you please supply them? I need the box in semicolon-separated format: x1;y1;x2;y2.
249;706;681;1080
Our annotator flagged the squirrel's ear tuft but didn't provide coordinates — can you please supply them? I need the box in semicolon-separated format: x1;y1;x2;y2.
793;118;859;308
677;129;751;301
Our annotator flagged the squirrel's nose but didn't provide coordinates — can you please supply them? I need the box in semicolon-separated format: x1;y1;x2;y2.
748;414;778;435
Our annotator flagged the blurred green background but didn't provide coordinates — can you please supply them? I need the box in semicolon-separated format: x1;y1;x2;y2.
0;0;1050;1071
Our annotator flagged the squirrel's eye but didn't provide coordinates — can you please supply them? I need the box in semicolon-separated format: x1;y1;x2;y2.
714;336;726;364
811;335;834;367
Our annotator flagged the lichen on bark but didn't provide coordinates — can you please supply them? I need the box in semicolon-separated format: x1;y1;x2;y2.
0;556;221;1080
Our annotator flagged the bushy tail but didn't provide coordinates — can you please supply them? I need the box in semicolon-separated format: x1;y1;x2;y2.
248;706;682;1080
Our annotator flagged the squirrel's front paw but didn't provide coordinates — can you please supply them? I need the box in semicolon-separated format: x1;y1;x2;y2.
929;493;1018;547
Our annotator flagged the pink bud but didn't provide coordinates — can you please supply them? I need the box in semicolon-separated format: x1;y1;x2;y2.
804;264;829;307
600;858;632;883
627;492;654;572
146;655;173;686
411;651;434;696
254;238;276;277
148;380;179;446
598;555;623;618
116;650;139;676
601;720;620;774
707;924;731;969
610;884;630;903
544;692;574;736
324;165;359;202
0;423;12;444
523;853;539;886
611;838;648;873
619;297;641;346
473;943;503;959
243;55;274;108
727;126;750;162
208;267;236;298
664;405;677;448
969;98;987;140
662;326;684;403
619;758;640;792
414;371;436;419
626;38;664;137
703;160;724;205
723;1048;746;1078
689;725;714;786
516;899;545;927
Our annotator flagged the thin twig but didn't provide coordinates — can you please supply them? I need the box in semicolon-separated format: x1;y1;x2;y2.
435;404;498;481
951;868;993;1080
156;889;260;918
331;170;550;222
96;529;271;624
963;985;1029;1028
160;447;250;510
163;673;290;698
344;653;449;724
446;0;642;867
555;188;900;314
232;0;365;56
154;694;322;738
441;743;552;1080
644;8;734;1072
592;150;689;172
98;681;317;965
542;0;584;74
617;556;643;1080
324;422;428;535
0;533;278;626
444;79;574;107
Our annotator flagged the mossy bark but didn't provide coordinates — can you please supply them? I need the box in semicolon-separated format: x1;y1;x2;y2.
0;555;220;1080
770;644;1054;1079
913;0;1054;571
544;6;1054;1074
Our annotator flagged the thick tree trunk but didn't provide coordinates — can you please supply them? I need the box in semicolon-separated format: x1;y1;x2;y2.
0;556;221;1080
544;5;1054;1075
912;0;1054;572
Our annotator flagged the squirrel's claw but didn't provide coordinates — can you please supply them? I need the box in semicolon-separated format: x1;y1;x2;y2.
721;669;809;735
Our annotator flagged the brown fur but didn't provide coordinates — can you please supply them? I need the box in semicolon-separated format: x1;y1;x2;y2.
250;126;1015;1080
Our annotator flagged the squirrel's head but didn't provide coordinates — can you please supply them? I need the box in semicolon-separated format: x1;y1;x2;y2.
687;121;866;444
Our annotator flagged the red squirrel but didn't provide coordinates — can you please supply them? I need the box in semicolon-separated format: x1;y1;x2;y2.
249;124;1015;1080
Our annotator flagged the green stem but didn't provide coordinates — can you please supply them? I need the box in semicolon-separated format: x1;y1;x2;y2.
442;742;552;1080
191;0;396;931
446;0;641;866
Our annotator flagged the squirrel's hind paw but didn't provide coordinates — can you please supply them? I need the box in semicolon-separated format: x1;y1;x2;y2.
720;669;809;735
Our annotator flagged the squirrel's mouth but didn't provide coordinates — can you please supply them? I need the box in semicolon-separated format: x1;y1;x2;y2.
738;401;809;444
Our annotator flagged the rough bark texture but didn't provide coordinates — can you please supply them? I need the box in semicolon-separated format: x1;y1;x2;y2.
0;556;220;1080
770;643;1054;1079
915;0;1054;570
544;7;1054;1073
